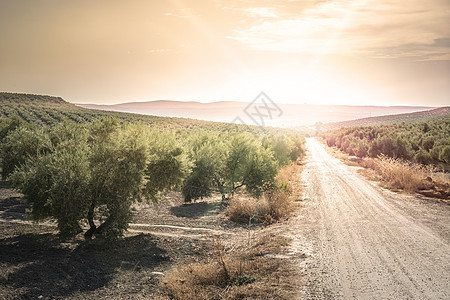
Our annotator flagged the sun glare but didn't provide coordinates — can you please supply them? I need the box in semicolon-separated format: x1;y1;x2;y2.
211;68;374;106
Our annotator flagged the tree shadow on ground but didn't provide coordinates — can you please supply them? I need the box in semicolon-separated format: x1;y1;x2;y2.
0;196;28;221
0;179;29;221
169;201;218;219
0;232;169;299
0;180;11;189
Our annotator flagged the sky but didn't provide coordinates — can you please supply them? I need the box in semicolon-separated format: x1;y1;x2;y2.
0;0;449;106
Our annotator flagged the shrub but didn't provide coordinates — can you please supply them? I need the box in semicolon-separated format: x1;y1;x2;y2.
440;146;450;164
361;156;434;192
162;237;290;300
162;242;258;300
422;136;434;151
355;141;368;158
226;196;270;223
414;149;432;165
0;115;24;142
226;184;292;224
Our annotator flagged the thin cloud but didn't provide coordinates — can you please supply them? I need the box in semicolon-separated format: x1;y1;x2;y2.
229;0;450;60
242;7;280;18
147;49;172;53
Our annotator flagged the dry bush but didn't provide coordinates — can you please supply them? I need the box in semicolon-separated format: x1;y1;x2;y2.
226;195;270;223
226;163;299;224
360;156;439;192
161;238;295;300
162;256;257;299
275;163;297;190
227;187;293;224
264;186;294;221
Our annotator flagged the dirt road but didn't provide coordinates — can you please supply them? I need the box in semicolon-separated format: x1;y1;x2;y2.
298;138;450;299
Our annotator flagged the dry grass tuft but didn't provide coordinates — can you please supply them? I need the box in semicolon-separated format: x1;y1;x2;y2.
161;237;296;300
360;155;449;193
226;195;270;223
262;186;294;222
226;163;301;224
226;188;293;224
275;163;298;189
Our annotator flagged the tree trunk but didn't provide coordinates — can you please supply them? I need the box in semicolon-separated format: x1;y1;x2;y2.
84;202;97;239
217;181;227;204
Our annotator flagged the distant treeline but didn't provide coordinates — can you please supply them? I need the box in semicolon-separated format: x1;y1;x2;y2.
322;119;450;166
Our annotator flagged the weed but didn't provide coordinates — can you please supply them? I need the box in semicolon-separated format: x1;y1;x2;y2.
360;155;449;193
235;274;256;286
161;236;296;300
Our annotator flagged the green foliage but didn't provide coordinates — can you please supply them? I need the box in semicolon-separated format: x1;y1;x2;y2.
182;131;227;202
263;134;294;167
0;92;290;134
225;134;256;191
414;150;432;165
323;119;450;166
439;146;450;164
0;116;24;142
182;131;301;202
235;274;256;286
1;126;51;179
244;146;278;197
144;130;188;202
85;119;149;239
5;119;187;240
0;92;306;240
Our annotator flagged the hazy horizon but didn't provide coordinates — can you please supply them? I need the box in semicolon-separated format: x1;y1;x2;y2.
74;98;440;108
78;99;441;127
1;1;449;106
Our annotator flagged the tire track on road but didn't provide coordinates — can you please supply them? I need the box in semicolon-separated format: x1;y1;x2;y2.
299;138;450;299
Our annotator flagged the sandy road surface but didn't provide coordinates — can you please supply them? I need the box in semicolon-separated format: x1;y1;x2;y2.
298;138;450;299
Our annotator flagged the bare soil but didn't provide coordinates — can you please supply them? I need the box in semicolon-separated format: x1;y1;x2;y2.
0;177;306;299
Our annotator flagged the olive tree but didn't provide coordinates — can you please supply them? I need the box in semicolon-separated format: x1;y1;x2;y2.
182;132;280;202
1;125;51;179
9;119;187;240
439;145;450;164
182;131;226;202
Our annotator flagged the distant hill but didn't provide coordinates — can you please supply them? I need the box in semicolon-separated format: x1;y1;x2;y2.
3;92;442;129
0;92;74;107
0;92;276;132
78;100;434;127
325;107;450;129
0;92;90;125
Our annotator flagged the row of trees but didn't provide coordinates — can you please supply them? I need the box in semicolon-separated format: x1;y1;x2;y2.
1;92;292;134
181;131;303;202
322;119;450;165
2;119;186;239
1;117;304;240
